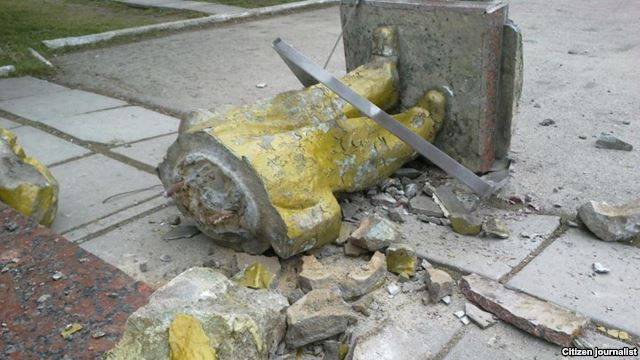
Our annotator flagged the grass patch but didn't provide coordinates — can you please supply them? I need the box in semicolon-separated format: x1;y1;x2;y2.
0;0;202;77
203;0;302;8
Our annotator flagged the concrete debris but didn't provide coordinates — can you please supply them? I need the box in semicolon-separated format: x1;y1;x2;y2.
422;183;436;197
237;262;275;289
450;213;483;236
460;316;471;325
441;295;451;305
163;225;201;241
596;326;630;341
425;268;454;303
380;178;401;192
232;253;281;276
454;310;465;318
592;262;610;274
387;206;407;223
299;255;335;292
352;295;373;316
386;283;401;296
578;199;640;242
459;273;588;346
323;340;349;360
393;167;422;179
0;128;58;226
409;195;444;217
255;83;267;88
61;323;83;340
336;222;355;245
539;118;555;126
370;193;397;207
417;214;449;226
404;183;419;199
344;241;369;257
339;252;387;300
285;289;357;348
464;302;496;329
421;259;432;269
385;244;417;279
483;217;510;239
595;133;633;151
52;271;64;280
110;268;288;359
348;215;401;251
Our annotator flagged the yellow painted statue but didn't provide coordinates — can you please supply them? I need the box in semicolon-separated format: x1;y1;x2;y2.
159;27;445;258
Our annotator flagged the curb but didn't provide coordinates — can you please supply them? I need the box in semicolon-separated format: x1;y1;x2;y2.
42;0;340;50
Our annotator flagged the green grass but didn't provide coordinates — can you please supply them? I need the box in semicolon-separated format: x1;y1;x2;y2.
203;0;302;8
0;0;202;76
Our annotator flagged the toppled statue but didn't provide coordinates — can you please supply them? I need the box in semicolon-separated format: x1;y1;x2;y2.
159;27;445;258
0;128;58;225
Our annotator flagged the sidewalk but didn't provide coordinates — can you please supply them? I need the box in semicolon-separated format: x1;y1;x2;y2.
115;0;244;14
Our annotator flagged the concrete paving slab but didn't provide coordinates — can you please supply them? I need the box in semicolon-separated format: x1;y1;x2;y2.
64;195;170;243
401;213;561;280
53;7;346;115
0;76;67;101
0;116;21;129
49;154;161;233
11;126;91;165
444;322;564;359
352;288;464;360
42;106;179;145
112;133;177;167
0;89;127;124
80;206;236;288
507;228;640;336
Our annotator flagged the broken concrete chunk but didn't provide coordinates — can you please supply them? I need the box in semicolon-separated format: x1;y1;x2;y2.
168;314;217;360
339;251;387;300
592;262;610;274
344;241;369;257
386;282;400;296
595;133;633;151
0;128;58;226
409;195;444;217
450;213;483;236
385;244;417;279
387;207;407;223
464;302;496;329
110;267;288;359
323;340;349;360
349;215;400;251
336;222;355;245
370;193;397;207
404;183;419;199
578;199;640;242
163;225;201;241
232;252;281;275
299;255;335;292
483;217;510;239
425;268;454;303
285;289;357;348
459;274;588;346
237;262;275;289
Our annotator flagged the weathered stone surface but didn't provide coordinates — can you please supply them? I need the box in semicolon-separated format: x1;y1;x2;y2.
483;217;510;239
344;240;369;257
404;183;418;199
323;340;349;360
578;199;640;242
349;215;400;251
425;268;454;303
370;193;397;207
299;255;335;292
336;222;355;245
232;252;281;275
168;314;217;360
460;274;588;346
450;213;483;236
285;289;357;348
595;133;633;151
339;252;387;300
385;244;416;279
408;195;443;217
110;267;288;359
236;262;275;289
464;302;496;329
0;128;58;225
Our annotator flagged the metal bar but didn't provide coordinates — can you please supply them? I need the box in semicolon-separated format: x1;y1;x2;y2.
272;38;494;197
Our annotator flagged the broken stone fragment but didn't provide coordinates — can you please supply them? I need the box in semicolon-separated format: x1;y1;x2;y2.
231;252;281;275
323;340;349;360
409;195;444;217
459;273;588;346
168;314;217;360
393;167;422;179
370;193;397;207
425;268;454;303
0;128;58;226
386;207;407;223
385;244;417;279
109;268;288;359
464;302;496;329
483;217;510;239
339;251;387;300
595;133;633;151
344;241;369;257
450;213;483;236
404;183;418;199
285;289;357;348
336;222;355;245
237;262;275;289
348;215;401;251
299;255;335;292
578;199;640;242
